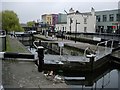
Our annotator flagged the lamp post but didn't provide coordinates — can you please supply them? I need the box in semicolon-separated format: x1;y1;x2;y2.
70;18;72;35
62;25;64;40
75;20;80;43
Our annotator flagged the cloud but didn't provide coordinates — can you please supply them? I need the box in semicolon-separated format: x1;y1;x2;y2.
1;0;120;2
1;1;119;23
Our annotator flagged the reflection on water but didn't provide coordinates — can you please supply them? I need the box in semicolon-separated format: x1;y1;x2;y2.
67;69;120;89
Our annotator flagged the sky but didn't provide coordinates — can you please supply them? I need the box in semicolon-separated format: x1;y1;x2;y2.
1;0;120;23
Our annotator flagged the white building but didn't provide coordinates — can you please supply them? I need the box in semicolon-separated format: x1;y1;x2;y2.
55;22;67;32
67;8;96;33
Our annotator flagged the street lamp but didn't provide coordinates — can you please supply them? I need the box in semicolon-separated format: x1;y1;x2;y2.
75;20;80;43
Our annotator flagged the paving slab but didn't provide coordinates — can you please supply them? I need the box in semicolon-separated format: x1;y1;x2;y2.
2;60;68;88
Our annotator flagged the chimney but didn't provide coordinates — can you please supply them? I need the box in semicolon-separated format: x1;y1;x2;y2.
91;7;95;16
69;8;74;13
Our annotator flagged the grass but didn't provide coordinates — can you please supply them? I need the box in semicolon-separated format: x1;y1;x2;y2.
6;36;12;52
6;36;30;53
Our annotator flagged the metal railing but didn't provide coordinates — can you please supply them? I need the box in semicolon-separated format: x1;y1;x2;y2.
33;40;39;49
83;46;90;61
96;39;113;56
84;39;114;61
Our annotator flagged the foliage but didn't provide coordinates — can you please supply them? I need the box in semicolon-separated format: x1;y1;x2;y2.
1;10;24;32
0;12;2;29
27;21;35;27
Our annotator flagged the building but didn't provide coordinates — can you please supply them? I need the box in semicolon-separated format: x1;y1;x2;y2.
42;14;52;25
41;14;58;26
41;14;58;31
55;22;67;32
58;13;67;23
21;23;37;32
95;9;120;34
34;22;49;33
66;8;96;33
55;13;67;32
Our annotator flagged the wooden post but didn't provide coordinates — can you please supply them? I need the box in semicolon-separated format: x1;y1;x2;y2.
37;46;44;72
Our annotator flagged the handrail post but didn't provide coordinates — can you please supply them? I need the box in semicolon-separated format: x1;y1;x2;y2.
83;47;89;61
105;41;108;55
111;40;114;52
96;43;100;57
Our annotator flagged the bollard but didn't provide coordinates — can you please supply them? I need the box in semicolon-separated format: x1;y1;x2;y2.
86;54;96;72
37;46;44;72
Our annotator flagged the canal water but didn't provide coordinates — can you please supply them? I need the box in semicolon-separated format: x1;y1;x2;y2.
22;40;120;89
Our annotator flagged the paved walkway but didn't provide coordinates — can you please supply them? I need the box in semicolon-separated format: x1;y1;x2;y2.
2;60;68;88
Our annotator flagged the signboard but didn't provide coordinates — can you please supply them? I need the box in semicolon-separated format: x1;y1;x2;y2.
58;42;64;47
93;37;101;41
112;23;118;25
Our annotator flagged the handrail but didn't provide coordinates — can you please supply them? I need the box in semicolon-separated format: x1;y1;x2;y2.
83;46;90;60
96;39;113;57
84;39;114;61
33;40;39;49
96;39;112;50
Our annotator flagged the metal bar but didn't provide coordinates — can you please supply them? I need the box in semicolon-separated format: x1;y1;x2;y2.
83;47;89;60
4;52;34;59
33;40;39;49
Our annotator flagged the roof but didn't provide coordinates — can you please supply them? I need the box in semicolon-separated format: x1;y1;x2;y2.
67;10;92;15
67;12;92;15
95;9;120;13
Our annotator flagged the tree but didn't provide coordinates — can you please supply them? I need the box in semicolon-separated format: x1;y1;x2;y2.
27;21;35;27
0;12;2;29
1;10;24;32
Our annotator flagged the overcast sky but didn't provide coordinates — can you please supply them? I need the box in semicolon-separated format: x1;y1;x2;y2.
1;0;120;23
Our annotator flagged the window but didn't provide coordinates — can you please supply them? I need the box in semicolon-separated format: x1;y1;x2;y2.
63;27;64;31
116;14;120;21
109;14;114;21
103;15;107;22
65;27;66;30
84;27;87;33
96;15;101;22
84;18;87;24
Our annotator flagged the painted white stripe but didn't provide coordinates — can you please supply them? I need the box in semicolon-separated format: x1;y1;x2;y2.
64;77;85;80
0;52;5;59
